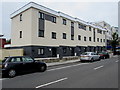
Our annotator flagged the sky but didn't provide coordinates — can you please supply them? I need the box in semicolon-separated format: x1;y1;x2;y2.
0;0;119;39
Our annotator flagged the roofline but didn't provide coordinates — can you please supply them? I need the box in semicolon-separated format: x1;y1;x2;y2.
10;2;106;31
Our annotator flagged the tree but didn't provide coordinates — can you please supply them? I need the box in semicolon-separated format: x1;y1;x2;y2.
110;32;119;55
6;39;11;44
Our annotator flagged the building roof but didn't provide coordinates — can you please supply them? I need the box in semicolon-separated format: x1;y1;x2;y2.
10;2;106;31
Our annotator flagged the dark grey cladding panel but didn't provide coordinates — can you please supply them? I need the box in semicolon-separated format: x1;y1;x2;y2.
39;19;44;30
45;14;52;21
71;27;74;35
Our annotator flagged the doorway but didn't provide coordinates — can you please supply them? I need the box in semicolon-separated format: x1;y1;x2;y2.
52;47;57;57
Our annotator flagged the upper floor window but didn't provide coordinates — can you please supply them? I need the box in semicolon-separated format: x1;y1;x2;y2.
103;31;106;34
71;35;74;40
97;38;99;42
89;37;91;41
71;22;74;27
78;23;86;30
101;39;102;42
52;32;56;39
63;19;66;25
103;39;105;42
20;14;22;21
38;30;44;37
97;29;102;34
39;12;44;19
89;27;91;31
63;33;66;39
84;36;87;41
78;35;81;40
20;31;22;38
51;16;56;23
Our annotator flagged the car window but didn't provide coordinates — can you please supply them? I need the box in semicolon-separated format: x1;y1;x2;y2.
22;57;33;62
91;53;94;55
94;53;97;55
10;58;21;62
82;52;89;55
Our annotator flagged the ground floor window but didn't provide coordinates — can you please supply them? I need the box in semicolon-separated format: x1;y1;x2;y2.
38;48;44;55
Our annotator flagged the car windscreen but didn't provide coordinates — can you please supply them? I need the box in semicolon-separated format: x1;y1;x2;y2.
81;52;90;55
2;57;9;63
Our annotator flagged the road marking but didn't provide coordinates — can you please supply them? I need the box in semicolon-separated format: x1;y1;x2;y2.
47;63;89;71
0;78;6;81
35;77;68;88
115;60;119;62
94;65;104;70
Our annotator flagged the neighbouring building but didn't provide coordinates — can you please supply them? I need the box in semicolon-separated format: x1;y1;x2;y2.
93;21;118;50
0;37;6;48
10;2;107;58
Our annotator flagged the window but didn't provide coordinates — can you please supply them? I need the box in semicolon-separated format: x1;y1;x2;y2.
20;14;22;21
78;35;81;40
38;48;44;55
71;35;74;40
103;31;106;34
84;36;87;41
20;31;22;38
22;57;34;62
63;33;66;39
38;30;44;37
89;27;91;31
78;23;86;30
97;38;99;42
97;29;102;34
71;22;74;27
104;39;105;42
52;32;56;39
63;47;67;53
11;58;21;62
63;19;66;25
101;39;102;42
51;16;56;23
39;12;44;19
89;37;91;41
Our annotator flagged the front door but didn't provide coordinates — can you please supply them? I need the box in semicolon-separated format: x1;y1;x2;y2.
21;57;35;72
71;47;74;56
52;48;57;57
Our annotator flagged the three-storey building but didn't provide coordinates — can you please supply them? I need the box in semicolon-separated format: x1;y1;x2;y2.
11;2;106;58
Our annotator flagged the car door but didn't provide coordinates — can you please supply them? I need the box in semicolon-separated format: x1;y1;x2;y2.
91;52;95;60
94;53;99;60
10;57;24;73
21;57;35;72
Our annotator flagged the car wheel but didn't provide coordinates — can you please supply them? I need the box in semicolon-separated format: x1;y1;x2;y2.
40;65;46;72
91;58;94;62
8;69;16;78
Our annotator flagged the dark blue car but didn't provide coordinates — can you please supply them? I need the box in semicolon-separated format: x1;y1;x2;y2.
2;56;47;78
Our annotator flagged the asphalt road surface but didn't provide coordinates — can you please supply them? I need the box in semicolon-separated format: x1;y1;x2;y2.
1;56;119;88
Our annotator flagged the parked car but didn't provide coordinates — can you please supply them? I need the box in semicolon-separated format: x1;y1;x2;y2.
97;51;110;59
116;49;120;55
80;52;100;62
2;56;47;78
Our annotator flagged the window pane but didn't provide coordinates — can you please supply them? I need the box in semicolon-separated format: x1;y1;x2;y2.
52;32;56;39
39;30;44;37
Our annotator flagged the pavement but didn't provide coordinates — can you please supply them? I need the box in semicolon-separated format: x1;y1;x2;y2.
1;56;119;88
46;59;80;67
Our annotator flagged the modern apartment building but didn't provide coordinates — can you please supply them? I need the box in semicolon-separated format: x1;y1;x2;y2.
11;2;106;58
93;21;119;48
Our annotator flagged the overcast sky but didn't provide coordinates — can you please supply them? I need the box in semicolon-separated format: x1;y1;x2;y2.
0;0;119;39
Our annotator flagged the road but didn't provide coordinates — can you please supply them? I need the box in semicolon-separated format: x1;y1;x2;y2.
1;56;119;88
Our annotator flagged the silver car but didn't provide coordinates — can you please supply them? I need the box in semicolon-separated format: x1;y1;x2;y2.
80;52;100;62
